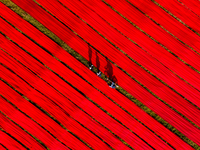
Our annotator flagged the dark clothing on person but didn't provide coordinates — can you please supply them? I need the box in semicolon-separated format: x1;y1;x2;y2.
97;71;101;77
89;64;93;70
108;81;116;89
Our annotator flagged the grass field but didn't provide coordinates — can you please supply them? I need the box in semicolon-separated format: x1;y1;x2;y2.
1;0;200;149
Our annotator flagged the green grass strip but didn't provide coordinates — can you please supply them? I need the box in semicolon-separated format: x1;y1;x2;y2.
101;0;200;128
0;47;128;149
55;0;200;131
58;0;200;113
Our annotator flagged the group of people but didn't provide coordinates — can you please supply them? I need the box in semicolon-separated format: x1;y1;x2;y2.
88;45;117;89
89;64;101;77
89;63;118;89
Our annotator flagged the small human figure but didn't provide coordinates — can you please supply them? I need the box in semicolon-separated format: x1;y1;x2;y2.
109;81;116;88
88;45;102;77
89;63;102;77
89;63;93;70
97;70;102;77
96;51;101;77
106;75;118;89
88;44;93;70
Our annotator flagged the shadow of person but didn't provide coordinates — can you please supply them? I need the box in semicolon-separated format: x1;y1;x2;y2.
88;44;92;66
112;75;118;84
96;51;100;72
104;59;113;80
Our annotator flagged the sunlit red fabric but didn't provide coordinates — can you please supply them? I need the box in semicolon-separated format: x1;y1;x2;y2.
1;0;200;149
